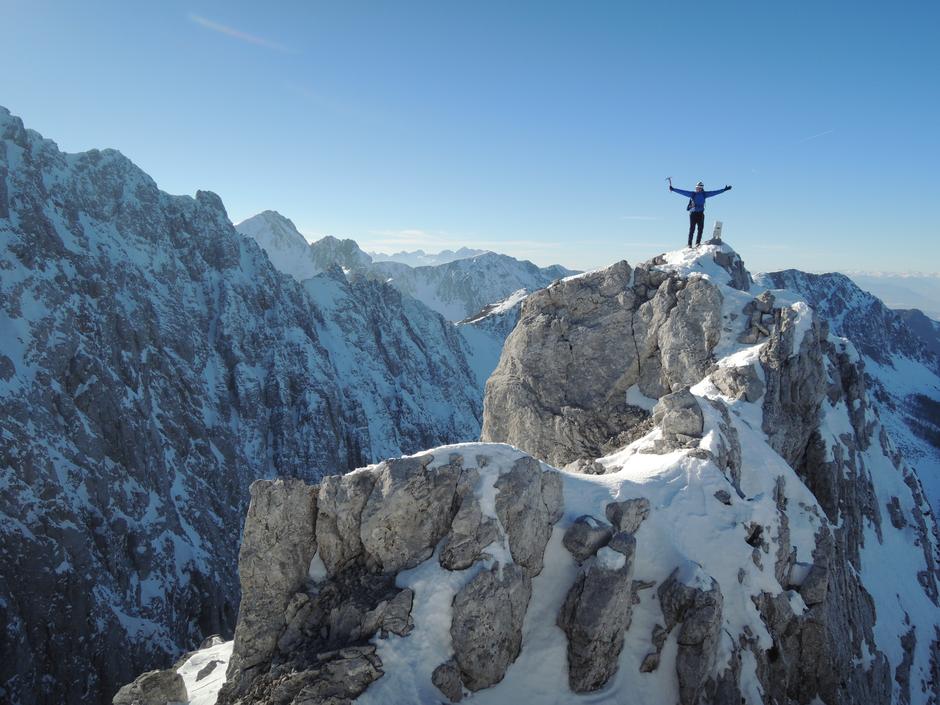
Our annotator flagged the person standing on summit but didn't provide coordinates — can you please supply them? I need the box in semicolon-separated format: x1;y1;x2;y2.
668;180;732;248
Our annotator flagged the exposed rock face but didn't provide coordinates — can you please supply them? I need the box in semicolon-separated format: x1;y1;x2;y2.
222;480;318;696
359;456;463;573
494;456;561;576
482;257;723;465
0;106;483;705
756;268;940;517
111;669;186;705
557;533;637;692
657;569;724;705
438;489;499;571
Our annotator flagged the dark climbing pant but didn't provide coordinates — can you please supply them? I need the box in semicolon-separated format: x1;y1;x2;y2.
688;211;705;247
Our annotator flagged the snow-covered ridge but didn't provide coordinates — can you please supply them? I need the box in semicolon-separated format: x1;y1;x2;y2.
756;268;940;516
160;239;939;705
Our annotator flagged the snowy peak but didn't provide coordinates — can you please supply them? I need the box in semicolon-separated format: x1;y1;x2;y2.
237;210;309;251
235;208;578;320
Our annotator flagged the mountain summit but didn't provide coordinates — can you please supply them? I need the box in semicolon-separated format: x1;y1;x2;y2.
158;240;939;705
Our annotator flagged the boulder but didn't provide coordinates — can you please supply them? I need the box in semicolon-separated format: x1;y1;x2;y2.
112;669;186;705
653;388;704;440
557;532;637;692
562;515;614;563
605;497;651;533
432;659;464;702
450;563;531;691
494;457;560;576
711;364;764;403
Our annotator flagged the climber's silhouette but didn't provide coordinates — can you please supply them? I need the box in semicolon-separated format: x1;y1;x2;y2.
669;181;732;248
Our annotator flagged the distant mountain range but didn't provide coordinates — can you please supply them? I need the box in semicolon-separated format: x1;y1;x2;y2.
845;272;940;320
368;246;488;267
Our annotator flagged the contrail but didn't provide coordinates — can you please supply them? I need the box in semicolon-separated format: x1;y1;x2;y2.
793;129;834;145
188;14;294;54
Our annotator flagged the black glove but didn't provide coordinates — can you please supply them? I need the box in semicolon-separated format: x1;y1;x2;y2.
725;184;732;190
669;186;674;191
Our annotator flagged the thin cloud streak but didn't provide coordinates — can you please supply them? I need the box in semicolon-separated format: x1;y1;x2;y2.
793;129;834;145
188;14;294;54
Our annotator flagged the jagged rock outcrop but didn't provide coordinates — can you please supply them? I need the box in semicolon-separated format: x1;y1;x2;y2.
657;569;724;705
111;669;186;705
216;448;562;705
756;268;940;517
481;252;728;465
450;563;531;690
222;480;318;696
558;532;637;692
473;241;939;705
0;106;483;705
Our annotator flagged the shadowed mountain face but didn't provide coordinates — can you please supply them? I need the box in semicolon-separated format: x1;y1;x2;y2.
0;107;482;705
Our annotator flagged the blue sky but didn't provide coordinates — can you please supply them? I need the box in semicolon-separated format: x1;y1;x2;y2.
2;1;938;272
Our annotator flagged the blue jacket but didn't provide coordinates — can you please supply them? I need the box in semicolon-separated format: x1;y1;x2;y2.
671;186;729;213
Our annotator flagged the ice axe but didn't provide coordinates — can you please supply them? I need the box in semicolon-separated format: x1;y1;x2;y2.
665;176;673;188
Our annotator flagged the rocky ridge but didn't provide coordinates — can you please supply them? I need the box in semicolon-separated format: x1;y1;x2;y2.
163;240;939;704
756;269;940;515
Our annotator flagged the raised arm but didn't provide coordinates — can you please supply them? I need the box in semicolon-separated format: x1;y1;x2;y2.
669;186;695;197
704;185;732;198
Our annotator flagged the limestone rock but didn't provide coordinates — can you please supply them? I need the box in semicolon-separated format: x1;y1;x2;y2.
316;471;377;575
432;659;464;702
658;568;724;705
605;497;651;534
711;364;764;403
712;248;753;291
653;388;704;442
439;491;499;571
557;532;637;692
451;563;532;691
494;457;560;576
224;479;318;695
360;456;463;573
112;669;186;705
562;515;614;563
